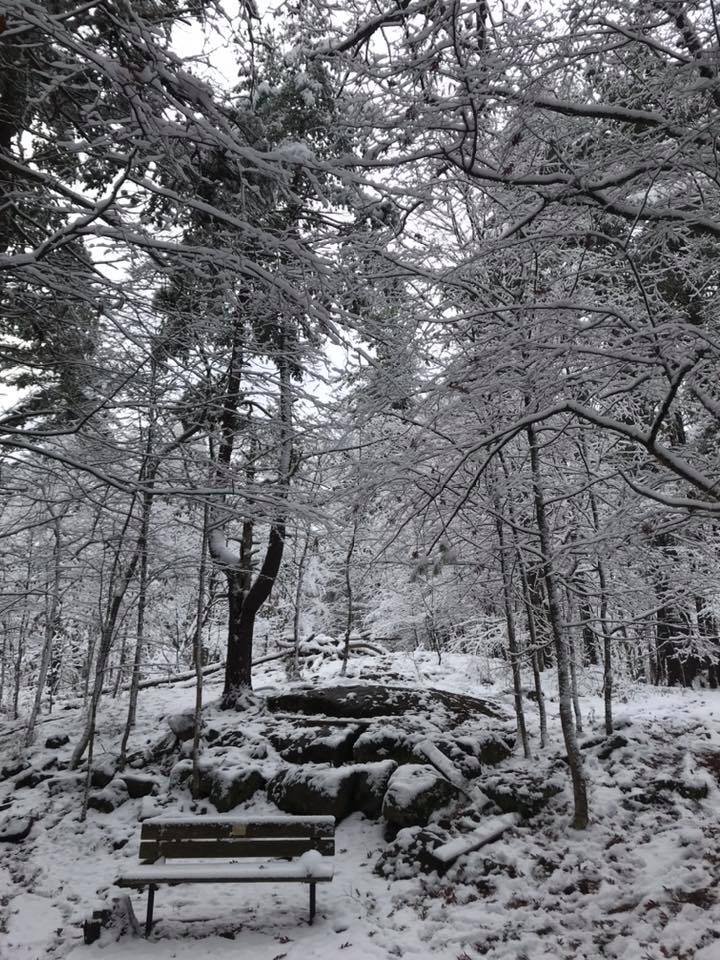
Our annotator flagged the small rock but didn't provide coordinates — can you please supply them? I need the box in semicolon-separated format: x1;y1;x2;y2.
1;758;29;781
375;825;451;879
120;774;157;799
47;772;84;797
168;759;194;787
167;712;196;742
87;778;129;813
45;734;70;749
473;732;515;766
90;759;117;789
83;897;139;944
14;770;50;790
0;816;33;843
597;735;629;760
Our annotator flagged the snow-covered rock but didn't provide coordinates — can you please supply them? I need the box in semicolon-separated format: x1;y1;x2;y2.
45;734;69;749
352;729;419;765
0;815;33;843
0;758;28;781
90;757;117;788
269;723;361;766
120;774;158;799
209;767;266;812
167;711;196;742
382;764;460;834
268;760;397;821
349;760;398;818
482;764;565;818
87;778;129;813
375;824;452;879
268;764;357;820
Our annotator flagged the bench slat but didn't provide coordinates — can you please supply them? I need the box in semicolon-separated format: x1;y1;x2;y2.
139;837;335;861
141;817;334;841
117;860;335;886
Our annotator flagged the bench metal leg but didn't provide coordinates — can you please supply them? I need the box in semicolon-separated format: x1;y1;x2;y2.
309;882;316;925
145;885;156;938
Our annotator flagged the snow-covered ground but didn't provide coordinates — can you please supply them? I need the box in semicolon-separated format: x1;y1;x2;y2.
2;651;720;960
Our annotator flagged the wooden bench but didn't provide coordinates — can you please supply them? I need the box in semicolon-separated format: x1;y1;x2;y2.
115;814;335;936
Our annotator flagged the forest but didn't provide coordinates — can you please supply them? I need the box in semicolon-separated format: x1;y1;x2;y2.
2;1;720;959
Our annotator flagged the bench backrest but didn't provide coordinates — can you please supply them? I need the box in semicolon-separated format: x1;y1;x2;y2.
139;816;335;863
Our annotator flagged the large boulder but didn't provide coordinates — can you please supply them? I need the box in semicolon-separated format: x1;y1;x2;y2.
352;729;419;766
269;724;361;766
267;761;397;822
268;765;357;821
265;684;505;726
382;764;460;834
482;765;564;818
209;768;266;813
350;761;398;818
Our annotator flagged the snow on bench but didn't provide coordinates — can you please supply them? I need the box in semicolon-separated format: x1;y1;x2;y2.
117;852;335;885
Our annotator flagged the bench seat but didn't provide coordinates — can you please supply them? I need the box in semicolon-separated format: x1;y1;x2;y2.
117;858;335;885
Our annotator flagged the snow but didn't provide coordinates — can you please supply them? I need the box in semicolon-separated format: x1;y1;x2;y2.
384;764;440;805
415;739;475;796
143;814;335;826
2;651;720;960
432;813;520;864
116;859;334;883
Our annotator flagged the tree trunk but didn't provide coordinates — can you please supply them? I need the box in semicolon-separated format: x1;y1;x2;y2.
340;510;359;678
578;594;598;666
118;488;154;767
225;572;254;692
497;451;548;747
568;635;583;736
213;332;293;707
526;566;554;669
191;501;210;798
528;424;588;829
71;503;143;769
290;527;312;681
25;512;63;746
495;513;531;758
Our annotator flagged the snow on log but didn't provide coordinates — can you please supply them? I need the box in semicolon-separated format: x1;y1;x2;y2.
431;813;520;865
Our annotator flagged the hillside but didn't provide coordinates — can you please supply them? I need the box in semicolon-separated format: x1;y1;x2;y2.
2;652;720;960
